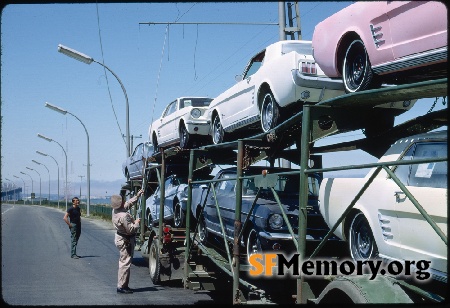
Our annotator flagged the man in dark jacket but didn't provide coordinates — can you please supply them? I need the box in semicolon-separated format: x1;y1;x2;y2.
63;197;82;259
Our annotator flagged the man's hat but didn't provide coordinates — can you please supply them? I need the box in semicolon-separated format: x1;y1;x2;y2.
111;195;123;210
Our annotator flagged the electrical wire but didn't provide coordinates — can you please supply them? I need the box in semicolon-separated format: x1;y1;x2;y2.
194;24;199;81
182;2;323;96
95;2;126;147
149;3;198;130
142;2;322;135
150;25;169;130
181;21;277;96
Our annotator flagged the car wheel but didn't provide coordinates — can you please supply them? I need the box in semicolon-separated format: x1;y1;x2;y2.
260;92;280;132
125;168;130;182
343;40;373;93
212;115;224;144
197;215;208;244
148;240;161;284
246;228;262;262
349;213;378;261
173;201;185;228
179;123;190;149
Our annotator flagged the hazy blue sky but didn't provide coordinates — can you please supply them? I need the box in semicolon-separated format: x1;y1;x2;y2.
1;2;447;197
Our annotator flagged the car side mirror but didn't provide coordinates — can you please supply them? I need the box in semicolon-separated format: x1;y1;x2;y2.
235;74;243;82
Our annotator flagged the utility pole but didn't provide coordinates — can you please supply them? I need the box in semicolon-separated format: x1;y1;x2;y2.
279;2;301;40
279;2;302;169
78;175;85;199
279;3;306;304
286;2;302;40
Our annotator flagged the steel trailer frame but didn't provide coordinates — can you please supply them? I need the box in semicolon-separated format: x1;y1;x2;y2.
131;78;447;304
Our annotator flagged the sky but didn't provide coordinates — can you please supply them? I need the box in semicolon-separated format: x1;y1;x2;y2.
1;2;447;198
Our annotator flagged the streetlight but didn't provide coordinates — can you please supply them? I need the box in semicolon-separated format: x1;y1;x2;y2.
57;44;131;157
45;102;90;217
37;133;68;211
20;171;34;205
26;167;41;206
37;150;60;209
13;175;26;204
32;160;50;205
4;178;15;202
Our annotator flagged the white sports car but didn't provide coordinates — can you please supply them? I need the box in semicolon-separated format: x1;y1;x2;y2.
149;97;213;151
206;40;346;144
319;130;447;282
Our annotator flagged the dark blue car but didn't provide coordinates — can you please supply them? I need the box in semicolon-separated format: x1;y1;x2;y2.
193;166;336;258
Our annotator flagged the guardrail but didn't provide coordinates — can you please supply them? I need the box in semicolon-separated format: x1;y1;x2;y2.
1;200;113;220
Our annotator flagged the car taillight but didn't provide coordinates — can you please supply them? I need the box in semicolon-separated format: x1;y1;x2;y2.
300;61;317;75
163;225;172;243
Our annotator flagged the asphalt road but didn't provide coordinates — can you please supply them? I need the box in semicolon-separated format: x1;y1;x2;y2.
1;203;226;306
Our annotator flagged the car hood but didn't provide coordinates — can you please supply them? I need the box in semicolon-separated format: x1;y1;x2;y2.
242;194;319;216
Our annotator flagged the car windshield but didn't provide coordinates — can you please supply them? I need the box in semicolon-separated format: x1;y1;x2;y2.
143;143;152;157
181;98;213;108
243;50;265;78
395;141;447;189
282;42;312;55
243;174;319;197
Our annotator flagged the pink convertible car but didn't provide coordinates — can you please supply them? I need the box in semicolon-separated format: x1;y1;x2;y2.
312;1;447;93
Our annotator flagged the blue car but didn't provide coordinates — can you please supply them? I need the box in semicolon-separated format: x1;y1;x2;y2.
122;142;154;181
146;166;214;228
193;166;337;258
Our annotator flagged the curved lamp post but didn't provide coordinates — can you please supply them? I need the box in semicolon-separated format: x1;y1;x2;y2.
32;160;50;205
37;133;68;211
57;44;130;157
13;175;26;204
26;167;41;206
45;102;90;217
37;150;60;208
4;178;15;202
20;171;33;205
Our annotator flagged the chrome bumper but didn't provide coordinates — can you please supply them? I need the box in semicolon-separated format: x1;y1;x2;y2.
291;69;344;91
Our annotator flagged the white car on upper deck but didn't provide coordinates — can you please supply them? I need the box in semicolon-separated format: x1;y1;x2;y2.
206;40;346;144
149;97;213;151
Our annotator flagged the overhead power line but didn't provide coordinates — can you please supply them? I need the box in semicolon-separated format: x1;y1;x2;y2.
140;22;278;26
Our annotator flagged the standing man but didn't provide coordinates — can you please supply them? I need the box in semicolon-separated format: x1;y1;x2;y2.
63;197;82;259
111;189;144;294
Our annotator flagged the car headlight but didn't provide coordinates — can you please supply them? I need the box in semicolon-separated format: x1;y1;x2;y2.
191;108;201;118
268;213;284;230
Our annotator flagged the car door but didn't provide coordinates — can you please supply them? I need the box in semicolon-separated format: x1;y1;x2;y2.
129;143;144;179
157;100;178;145
394;141;447;274
164;175;180;206
385;1;448;60
150;176;175;221
217;51;264;131
146;186;159;223
204;172;236;238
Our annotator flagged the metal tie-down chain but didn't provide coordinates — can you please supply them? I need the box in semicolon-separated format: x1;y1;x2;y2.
427;96;447;114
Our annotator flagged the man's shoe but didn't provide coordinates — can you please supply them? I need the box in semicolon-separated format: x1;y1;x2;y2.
117;288;133;294
71;255;79;259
